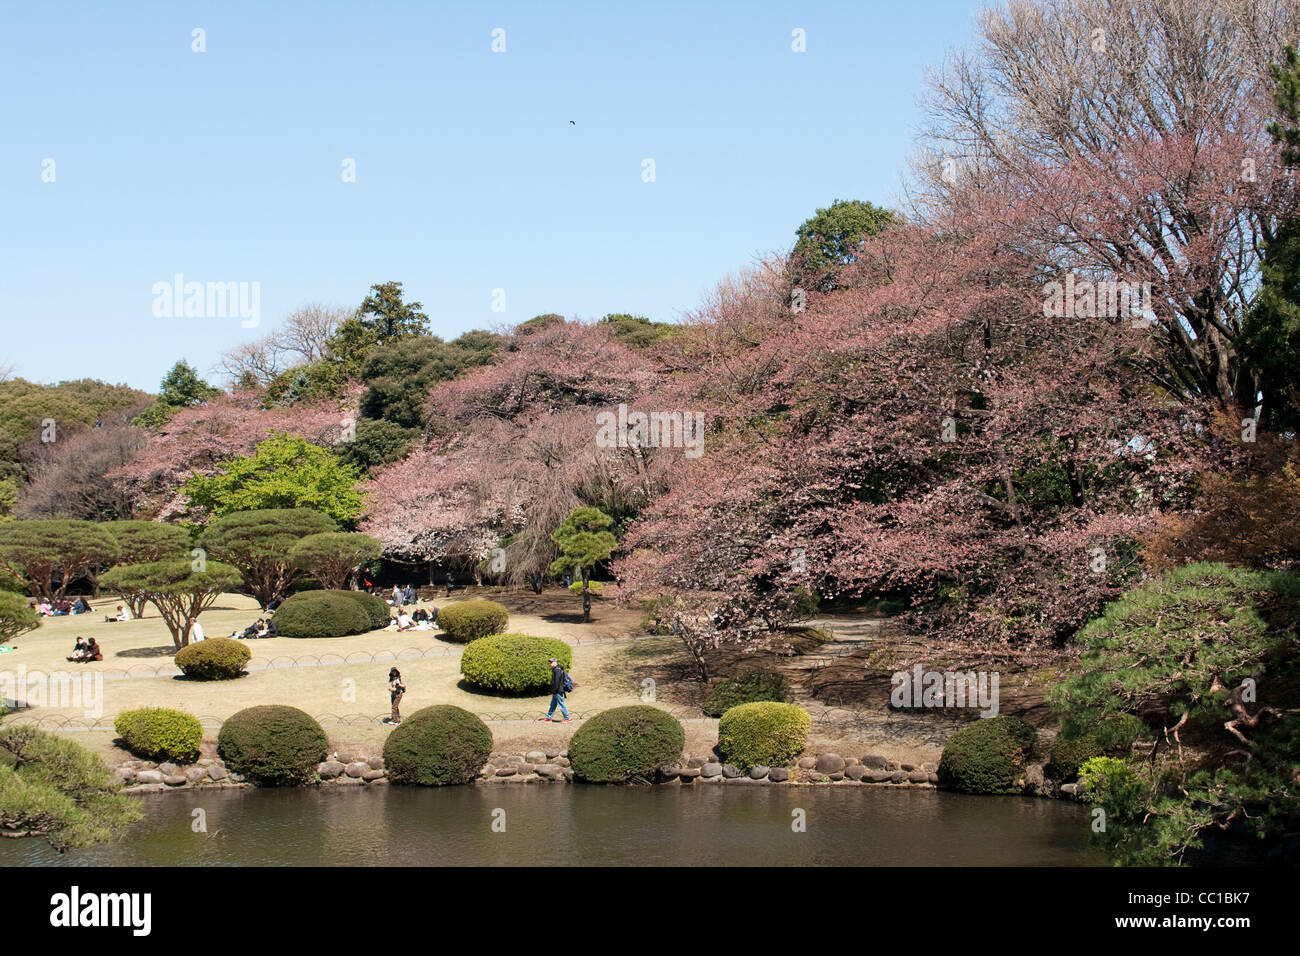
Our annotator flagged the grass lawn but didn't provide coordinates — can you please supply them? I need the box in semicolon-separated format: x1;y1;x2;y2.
1;590;692;761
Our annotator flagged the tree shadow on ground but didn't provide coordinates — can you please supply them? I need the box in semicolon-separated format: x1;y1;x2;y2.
115;645;176;658
539;611;588;624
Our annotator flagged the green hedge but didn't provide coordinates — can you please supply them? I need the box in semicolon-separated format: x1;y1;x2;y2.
459;633;573;694
383;705;493;785
703;669;789;717
114;707;203;763
716;701;810;770
437;599;509;642
174;638;251;680
938;715;1038;794
217;705;328;786
273;590;375;638
1047;714;1148;782
344;590;392;630
568;705;685;783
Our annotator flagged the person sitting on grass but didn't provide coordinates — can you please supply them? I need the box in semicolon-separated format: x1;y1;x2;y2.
37;600;53;616
240;619;264;640
67;636;88;662
82;638;103;662
71;596;91;614
105;604;131;622
396;607;414;631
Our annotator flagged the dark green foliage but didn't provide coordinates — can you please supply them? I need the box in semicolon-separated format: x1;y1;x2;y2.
716;702;810;770
459;633;573;693
0;519;119;600
200;507;337;607
359;332;499;428
793;199;899;286
702;669;789;717
0;725;141;850
382;705;493;786
344;590;393;630
104;520;189;564
217;705;328;786
1050;563;1300;864
1242;44;1300;430
550;507;616;623
133;360;220;429
568;705;686;783
287;532;383;590
437;599;509;642
326;282;430;375
0;591;40;642
114;707;203;763
517;313;565;334
263;360;350;406
337;418;418;469
598;313;679;346
1047;714;1149;782
937;716;1037;794
273;590;375;638
174;637;251;680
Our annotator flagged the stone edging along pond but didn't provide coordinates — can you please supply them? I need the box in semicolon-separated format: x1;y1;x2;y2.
116;750;960;793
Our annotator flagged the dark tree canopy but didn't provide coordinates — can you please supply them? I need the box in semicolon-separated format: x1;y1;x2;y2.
792;198;899;277
200;507;337;607
359;331;499;429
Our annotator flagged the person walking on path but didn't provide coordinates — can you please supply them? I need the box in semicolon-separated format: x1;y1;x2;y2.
386;667;405;724
540;657;571;722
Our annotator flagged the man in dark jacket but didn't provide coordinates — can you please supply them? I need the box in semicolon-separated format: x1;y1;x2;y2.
540;657;571;722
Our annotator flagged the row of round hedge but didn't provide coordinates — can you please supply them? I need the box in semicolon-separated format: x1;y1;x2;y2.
112;700;814;788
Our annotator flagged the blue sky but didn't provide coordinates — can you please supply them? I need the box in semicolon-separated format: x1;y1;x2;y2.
0;0;983;393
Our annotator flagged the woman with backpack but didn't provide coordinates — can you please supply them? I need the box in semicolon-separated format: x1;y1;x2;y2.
386;668;405;725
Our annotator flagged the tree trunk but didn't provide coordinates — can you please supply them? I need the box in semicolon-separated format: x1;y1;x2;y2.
581;571;591;623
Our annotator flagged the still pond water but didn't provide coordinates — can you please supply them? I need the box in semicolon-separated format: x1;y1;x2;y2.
5;785;1105;866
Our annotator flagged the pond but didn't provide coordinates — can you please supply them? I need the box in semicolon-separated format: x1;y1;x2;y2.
3;784;1106;866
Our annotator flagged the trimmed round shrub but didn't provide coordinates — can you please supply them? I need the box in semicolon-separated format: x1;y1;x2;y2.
217;705;328;786
383;705;493;786
568;705;686;783
342;590;392;630
716;701;810;770
174;637;251;680
703;669;789;717
114;707;203;763
1047;714;1148;782
437;599;509;642
459;633;573;693
938;715;1038;794
273;590;373;638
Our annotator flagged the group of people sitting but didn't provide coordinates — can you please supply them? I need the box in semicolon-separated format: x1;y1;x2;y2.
66;637;103;662
31;597;94;616
390;605;438;632
230;617;278;640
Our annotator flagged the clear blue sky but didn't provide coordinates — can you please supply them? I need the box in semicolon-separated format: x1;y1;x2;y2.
0;0;983;393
